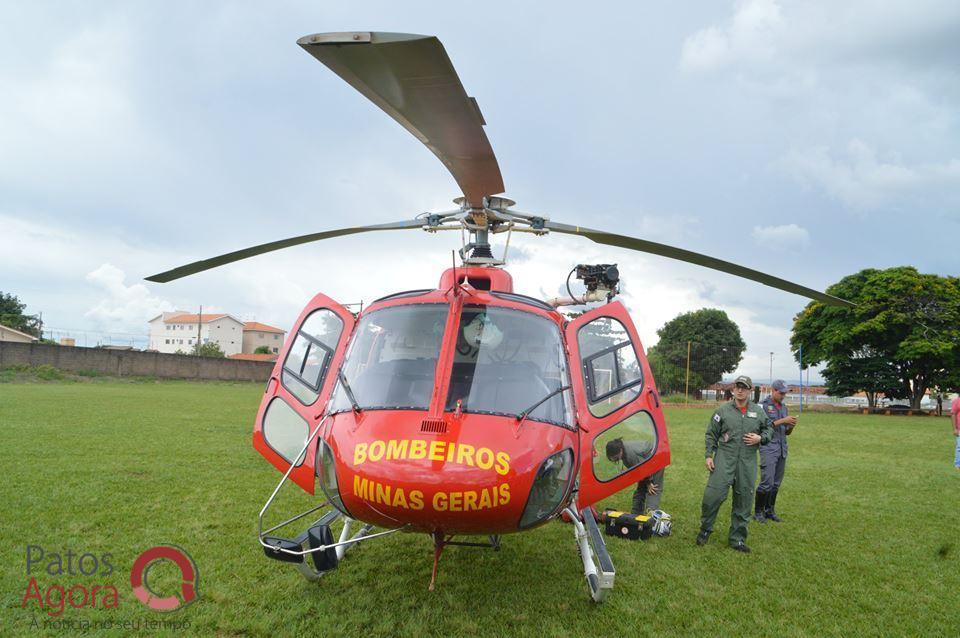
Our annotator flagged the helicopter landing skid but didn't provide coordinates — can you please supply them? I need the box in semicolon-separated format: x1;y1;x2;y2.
258;415;403;582
565;506;615;603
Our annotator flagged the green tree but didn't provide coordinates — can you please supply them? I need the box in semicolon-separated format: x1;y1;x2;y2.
791;267;960;408
646;308;745;394
819;346;904;408
254;345;272;355
0;292;41;337
191;342;225;358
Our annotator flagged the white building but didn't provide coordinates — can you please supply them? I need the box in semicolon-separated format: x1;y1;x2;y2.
147;311;246;355
242;322;286;356
0;324;39;343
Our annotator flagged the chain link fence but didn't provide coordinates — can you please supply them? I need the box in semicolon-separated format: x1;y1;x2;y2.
644;341;880;410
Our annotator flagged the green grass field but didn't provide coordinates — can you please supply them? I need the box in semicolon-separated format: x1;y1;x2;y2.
1;378;957;637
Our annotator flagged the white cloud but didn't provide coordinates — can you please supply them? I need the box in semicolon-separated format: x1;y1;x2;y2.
0;18;159;188
751;223;810;247
84;264;174;328
680;0;784;72
680;0;960;74
781;139;960;211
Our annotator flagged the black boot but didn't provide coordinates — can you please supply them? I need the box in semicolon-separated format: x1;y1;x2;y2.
753;491;767;523
766;489;783;522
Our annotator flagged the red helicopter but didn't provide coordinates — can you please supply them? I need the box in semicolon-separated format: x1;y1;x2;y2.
147;31;851;601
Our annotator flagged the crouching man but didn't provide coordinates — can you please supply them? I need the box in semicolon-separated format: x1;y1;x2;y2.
605;438;665;516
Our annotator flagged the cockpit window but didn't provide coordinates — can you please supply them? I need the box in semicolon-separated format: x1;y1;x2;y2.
445;305;573;428
282;309;344;406
330;305;448;413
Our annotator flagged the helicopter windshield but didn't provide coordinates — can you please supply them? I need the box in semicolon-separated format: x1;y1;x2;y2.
446;305;573;428
330;305;448;413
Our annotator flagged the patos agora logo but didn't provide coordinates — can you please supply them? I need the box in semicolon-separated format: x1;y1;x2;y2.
21;544;198;617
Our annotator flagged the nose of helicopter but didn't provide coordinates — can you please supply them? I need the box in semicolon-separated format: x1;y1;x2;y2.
323;411;577;534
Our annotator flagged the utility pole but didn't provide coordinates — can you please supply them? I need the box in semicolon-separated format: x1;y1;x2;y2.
799;344;803;414
684;341;692;407
769;352;774;388
197;306;202;356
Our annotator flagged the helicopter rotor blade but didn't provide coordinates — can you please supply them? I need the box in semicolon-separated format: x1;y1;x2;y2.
298;32;504;208
544;221;854;307
145;219;422;283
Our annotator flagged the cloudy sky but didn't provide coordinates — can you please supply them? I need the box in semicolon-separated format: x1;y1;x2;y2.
2;1;958;382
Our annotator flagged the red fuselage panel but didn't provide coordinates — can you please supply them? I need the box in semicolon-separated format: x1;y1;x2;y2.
327;410;576;534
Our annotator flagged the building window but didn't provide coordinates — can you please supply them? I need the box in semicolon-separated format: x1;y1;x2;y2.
165;339;170;344
272;347;278;353
274;334;279;340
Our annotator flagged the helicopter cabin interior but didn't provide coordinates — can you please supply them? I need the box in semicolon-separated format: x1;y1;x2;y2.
270;267;663;482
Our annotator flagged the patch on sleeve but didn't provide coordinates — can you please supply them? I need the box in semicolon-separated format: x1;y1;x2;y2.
713;413;721;422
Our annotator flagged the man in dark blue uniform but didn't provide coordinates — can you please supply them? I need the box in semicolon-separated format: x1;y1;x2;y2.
755;379;797;523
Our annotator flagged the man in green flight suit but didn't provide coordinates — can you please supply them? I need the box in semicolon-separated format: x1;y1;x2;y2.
695;375;772;553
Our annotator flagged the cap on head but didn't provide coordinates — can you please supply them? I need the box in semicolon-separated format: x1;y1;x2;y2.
734;375;753;389
772;379;788;393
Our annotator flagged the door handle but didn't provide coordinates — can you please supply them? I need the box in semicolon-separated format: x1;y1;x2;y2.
649;388;660;408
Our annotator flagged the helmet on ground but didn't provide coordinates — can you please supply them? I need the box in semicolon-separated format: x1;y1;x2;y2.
650;509;672;536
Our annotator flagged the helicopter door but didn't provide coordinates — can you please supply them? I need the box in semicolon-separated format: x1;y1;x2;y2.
565;302;670;508
253;293;355;494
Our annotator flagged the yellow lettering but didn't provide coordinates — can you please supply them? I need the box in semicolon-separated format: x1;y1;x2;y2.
409;490;424;510
409;440;427;460
446;443;456;462
375;482;391;505
449;491;463;512
463;491;478;511
475;448;494;470
368;440;386;462
495;452;511;476
386;439;409;461
479;488;492;509
429;440;446;462
456;444;475;467
432;492;448;511
499;483;511;506
392;488;408;509
354;443;368;466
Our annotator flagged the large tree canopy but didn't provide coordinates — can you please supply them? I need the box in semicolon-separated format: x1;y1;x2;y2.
791;267;960;408
0;292;41;337
647;308;746;393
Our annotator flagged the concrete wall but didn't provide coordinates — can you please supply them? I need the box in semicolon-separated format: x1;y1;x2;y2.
0;341;273;382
